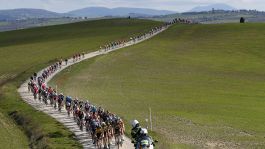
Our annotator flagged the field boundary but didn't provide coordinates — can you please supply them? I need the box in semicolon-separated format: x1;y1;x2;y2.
18;25;169;149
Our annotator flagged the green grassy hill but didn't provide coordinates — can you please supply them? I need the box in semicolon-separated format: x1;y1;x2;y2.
50;23;265;148
0;18;161;148
0;113;28;148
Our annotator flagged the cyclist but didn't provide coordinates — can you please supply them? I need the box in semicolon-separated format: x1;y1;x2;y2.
101;122;109;148
77;110;84;130
58;93;64;111
95;124;103;147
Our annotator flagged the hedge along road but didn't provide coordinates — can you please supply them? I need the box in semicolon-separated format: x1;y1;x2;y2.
18;25;169;149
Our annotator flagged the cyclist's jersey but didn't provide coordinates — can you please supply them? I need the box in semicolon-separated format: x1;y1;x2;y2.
102;125;108;134
91;120;98;132
91;106;97;113
58;95;64;103
78;111;84;119
66;96;72;104
53;93;57;100
33;86;38;93
44;91;48;98
85;104;89;111
66;102;71;108
58;97;63;104
96;127;102;138
73;104;77;111
116;121;123;129
85;115;90;123
48;88;53;94
91;114;98;120
106;125;112;134
96;128;103;134
114;122;122;134
41;83;46;90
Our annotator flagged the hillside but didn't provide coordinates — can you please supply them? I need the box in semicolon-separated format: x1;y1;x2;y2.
50;23;265;148
151;10;265;23
0;18;162;148
68;7;176;18
0;8;62;21
0;7;175;21
190;3;236;12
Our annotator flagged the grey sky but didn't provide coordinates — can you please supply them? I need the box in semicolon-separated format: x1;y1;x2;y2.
0;0;264;12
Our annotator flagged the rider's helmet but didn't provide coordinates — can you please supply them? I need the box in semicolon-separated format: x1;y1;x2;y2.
106;121;111;126
97;124;102;128
101;122;106;126
131;120;139;128
140;128;148;135
117;117;122;123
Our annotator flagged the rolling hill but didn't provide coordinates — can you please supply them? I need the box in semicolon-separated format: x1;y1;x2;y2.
0;8;62;21
0;18;162;148
50;23;265;148
151;10;265;24
68;7;176;18
190;3;236;12
0;7;176;21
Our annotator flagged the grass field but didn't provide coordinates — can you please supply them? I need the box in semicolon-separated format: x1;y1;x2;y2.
0;113;28;148
50;23;265;148
0;18;161;148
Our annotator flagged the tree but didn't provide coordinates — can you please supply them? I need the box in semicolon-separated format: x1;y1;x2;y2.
240;17;245;23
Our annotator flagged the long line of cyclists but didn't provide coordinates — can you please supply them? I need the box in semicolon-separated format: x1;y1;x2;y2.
100;22;174;53
26;20;189;148
28;64;157;149
28;67;126;149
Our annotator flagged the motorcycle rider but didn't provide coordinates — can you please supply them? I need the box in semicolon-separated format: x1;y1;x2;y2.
136;128;155;149
131;120;142;145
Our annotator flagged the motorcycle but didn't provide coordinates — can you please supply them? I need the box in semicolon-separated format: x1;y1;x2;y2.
132;139;158;149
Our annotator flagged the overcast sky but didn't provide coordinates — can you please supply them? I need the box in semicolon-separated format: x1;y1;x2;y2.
0;0;264;12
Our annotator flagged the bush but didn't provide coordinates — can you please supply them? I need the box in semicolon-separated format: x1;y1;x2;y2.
240;17;245;23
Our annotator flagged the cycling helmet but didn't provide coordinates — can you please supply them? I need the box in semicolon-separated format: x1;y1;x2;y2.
101;122;106;126
140;128;148;135
131;120;139;127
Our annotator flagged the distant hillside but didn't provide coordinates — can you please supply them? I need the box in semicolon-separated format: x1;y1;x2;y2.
0;9;62;21
190;3;236;12
150;10;265;24
68;7;176;18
